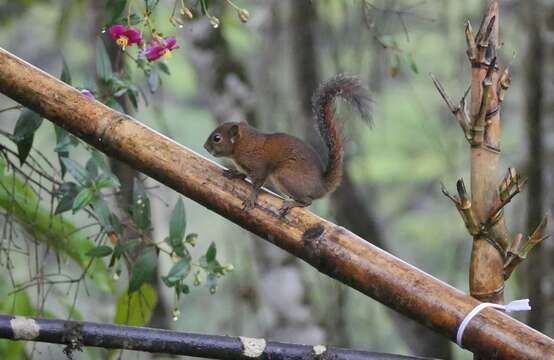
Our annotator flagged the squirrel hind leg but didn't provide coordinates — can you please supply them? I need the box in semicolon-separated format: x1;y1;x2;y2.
279;199;312;217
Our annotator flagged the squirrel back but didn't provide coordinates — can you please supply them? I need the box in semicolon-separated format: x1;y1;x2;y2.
312;74;372;193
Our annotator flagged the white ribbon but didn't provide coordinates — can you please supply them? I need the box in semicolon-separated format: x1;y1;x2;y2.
456;299;531;347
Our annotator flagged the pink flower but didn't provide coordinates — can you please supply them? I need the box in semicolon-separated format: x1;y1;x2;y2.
109;24;142;48
144;37;179;61
81;89;95;100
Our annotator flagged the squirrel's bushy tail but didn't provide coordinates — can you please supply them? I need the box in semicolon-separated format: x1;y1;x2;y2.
312;74;372;194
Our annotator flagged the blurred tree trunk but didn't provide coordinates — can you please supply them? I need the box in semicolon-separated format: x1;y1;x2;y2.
290;0;350;347
523;0;554;336
290;0;452;357
90;1;170;333
184;2;325;344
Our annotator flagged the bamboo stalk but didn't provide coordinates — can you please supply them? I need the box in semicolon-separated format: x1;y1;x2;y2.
467;0;512;306
0;315;434;360
0;47;552;359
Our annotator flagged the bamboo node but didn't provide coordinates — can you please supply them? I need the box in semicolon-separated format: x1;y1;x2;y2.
485;106;500;119
470;283;505;300
484;143;500;153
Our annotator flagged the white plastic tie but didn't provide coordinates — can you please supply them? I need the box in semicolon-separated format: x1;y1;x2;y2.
456;299;531;347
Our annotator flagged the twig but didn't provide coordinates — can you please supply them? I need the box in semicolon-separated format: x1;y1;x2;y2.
430;74;471;140
0;105;23;114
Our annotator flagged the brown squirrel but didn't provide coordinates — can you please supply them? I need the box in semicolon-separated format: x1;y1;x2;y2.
204;74;371;216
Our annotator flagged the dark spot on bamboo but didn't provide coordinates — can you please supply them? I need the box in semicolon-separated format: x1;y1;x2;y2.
62;321;84;359
303;229;323;263
306;350;337;360
302;225;324;241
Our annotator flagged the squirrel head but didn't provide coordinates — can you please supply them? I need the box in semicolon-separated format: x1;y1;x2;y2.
204;122;241;157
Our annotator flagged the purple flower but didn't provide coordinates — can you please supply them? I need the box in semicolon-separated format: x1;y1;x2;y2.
81;89;95;100
145;37;179;61
109;24;142;48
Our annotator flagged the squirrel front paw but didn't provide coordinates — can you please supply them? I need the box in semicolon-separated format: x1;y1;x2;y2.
278;205;292;217
223;168;247;180
242;197;256;211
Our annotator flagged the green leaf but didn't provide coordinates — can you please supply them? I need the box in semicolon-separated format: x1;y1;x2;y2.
86;245;113;257
407;53;419;74
114;284;157;326
54;126;78;178
145;0;160;13
55;182;79;214
148;69;160;93
72;187;95;211
61;158;90;185
96;174;121;189
90;148;110;172
169;199;186;241
129;13;142;25
91;196;112;229
96;38;113;82
110;238;139;267
110;213;125;237
86;158;99;179
206;242;217;262
60;56;72;85
157;61;170;75
15;136;33;165
127;87;139;111
113;238;140;258
167;199;186;256
163;258;191;286
106;0;128;25
12;109;43;164
54;126;78;153
131;178;151;231
128;247;157;293
113;87;128;97
105;98;125;113
13;109;43;142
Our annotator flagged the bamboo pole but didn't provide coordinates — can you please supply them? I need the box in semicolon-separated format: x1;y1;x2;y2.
0;315;435;360
0;48;552;359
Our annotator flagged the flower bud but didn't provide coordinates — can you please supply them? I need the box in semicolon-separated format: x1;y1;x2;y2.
172;308;180;321
224;264;234;272
210;16;220;29
181;7;193;19
238;9;249;23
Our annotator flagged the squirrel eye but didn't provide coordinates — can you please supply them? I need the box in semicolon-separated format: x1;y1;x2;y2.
213;134;222;143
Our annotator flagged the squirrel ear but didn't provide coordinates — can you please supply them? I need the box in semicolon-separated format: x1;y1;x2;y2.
229;124;240;142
